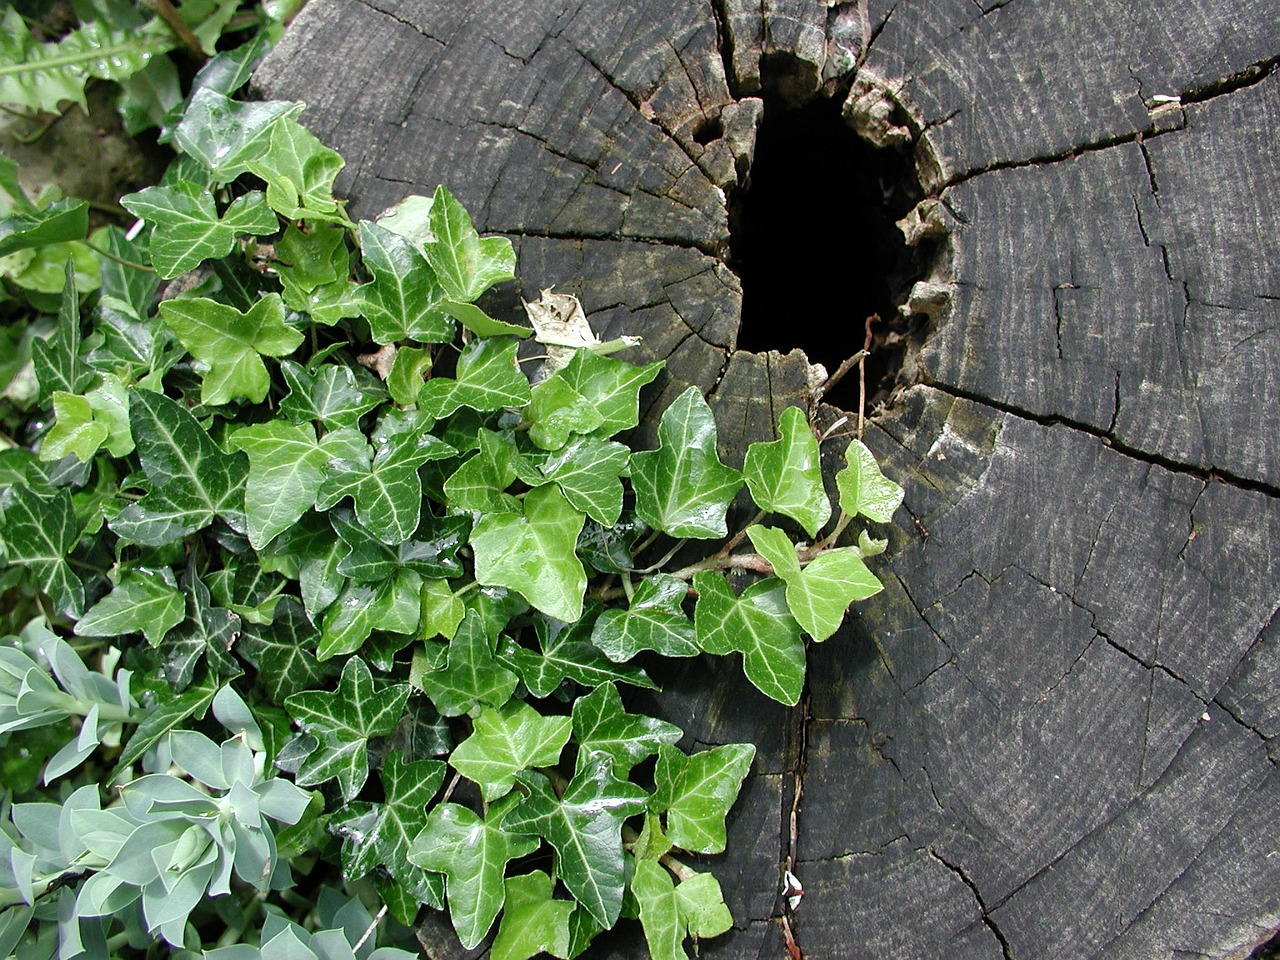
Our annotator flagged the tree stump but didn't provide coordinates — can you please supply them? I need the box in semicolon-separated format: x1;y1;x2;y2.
255;2;1280;957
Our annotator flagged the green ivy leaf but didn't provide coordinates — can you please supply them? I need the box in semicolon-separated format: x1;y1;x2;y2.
650;742;754;854
237;597;332;701
471;486;586;622
159;294;305;405
570;682;681;777
275;224;361;325
32;261;91;405
246;118;344;220
449;699;572;801
356;221;451;344
539;437;629;526
419;337;532;418
230;421;366;549
278;360;384;429
524;376;605;452
425;185;516;302
631;387;742;539
505;757;648;928
161;568;240;689
110;390;249;545
119;182;278;278
590;574;698;662
632;860;733;960
0;199;88;258
742;405;830;538
317;569;421;661
0;485;83;616
835;438;904;523
40;392;108;463
491;871;575;960
116;672;218;771
416;610;518;717
443;429;540;515
258;512;346;620
691;572;804;705
420;580;465;641
386;346;432;406
746;525;882;641
337;751;445;886
497;617;657;698
552;350;663;440
174;89;304;182
74;570;184;646
439;300;530;338
408;797;538;949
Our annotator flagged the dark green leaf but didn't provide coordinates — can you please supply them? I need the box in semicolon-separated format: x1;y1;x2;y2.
498;616;656;698
491;871;575;960
0;485;82;616
238;597;333;701
31;261;91;404
116;672;218;770
336;751;445;884
443;429;540;515
571;682;681;777
278;360;384;429
0;199;88;257
539;437;629;526
174;89;304;182
317;569;421;661
416;610;518;717
450;699;572;801
356;221;451;344
161;568;240;689
74;570;184;646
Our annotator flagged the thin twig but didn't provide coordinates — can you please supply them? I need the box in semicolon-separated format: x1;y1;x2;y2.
83;240;154;272
352;904;388;954
152;0;206;59
857;314;877;440
817;350;866;404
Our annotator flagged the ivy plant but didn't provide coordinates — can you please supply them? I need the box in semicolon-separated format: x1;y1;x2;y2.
0;73;902;960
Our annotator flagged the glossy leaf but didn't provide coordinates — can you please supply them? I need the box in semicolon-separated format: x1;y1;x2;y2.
415;610;518;717
237;597;333;701
835;438;904;523
632;860;733;960
0;485;83;616
539;436;629;526
0;199;88;258
443;429;540;515
278;360;384;429
160;568;240;689
317;570;421;661
419;337;531;418
590;574;698;662
119;182;277;278
426;185;516;302
570;682;681;777
159;294;304;405
74;571;184;646
284;657;410;801
174;89;304;182
31;262;91;405
357;221;451;344
408;797;538;949
246;118;344;219
471;486;586;622
742;405;830;537
337;751;445;884
552;349;663;440
691;572;804;705
497;617;657;698
505;758;648;928
650;742;754;854
491;872;575;960
747;524;882;641
449;700;572;801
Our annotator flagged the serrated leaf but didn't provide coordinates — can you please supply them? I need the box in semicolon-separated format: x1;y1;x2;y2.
746;525;882;641
491;871;575;960
0;199;88;258
246;118;344;219
278;360;384;429
110;390;249;545
650;742;753;854
443;429;540;515
231;421;366;549
416;610;518;717
450;700;572;801
238;597;333;701
32;261;91;404
425;185;515;302
835;438;904;523
409;797;538;949
74;571;184;646
505;757;648;928
742;405;830;537
356;221;451;344
691;572;804;705
159;294;304;405
539;437;629;526
632;861;733;960
571;683;681;777
472;486;586;622
116;672;217;770
317;569;421;661
337;751;444;884
284;657;410;802
631;387;742;539
498;616;657;698
174;89;304;182
419;337;531;418
590;574;698;662
0;485;83;616
120;182;278;278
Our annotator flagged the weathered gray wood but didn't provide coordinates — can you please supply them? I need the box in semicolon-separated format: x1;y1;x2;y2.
257;1;1280;957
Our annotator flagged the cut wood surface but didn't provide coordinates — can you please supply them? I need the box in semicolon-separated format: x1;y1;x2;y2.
256;1;1280;957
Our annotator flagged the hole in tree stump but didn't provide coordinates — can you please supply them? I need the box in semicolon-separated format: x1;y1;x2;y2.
692;115;723;145
728;54;935;412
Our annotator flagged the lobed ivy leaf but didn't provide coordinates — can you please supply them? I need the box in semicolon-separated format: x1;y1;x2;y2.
471;485;587;622
386;346;433;406
317;570;421;661
497;616;657;698
278;360;384;429
285;656;411;802
571;682;682;777
439;300;530;339
161;568;241;689
591;574;698;662
425;185;516;302
836;438;905;523
159;294;305;405
74;570;184;646
32;261;92;405
258;511;347;619
491;871;575;960
538;436;629;526
552;349;663;440
691;572;804;705
356;221;451;344
0;199;88;258
449;699;572;801
746;524;882;641
505;757;649;928
40;392;107;463
415;610;518;717
408;796;539;950
174;89;304;182
110;390;249;545
237;596;333;702
419;337;532;418
336;751;445;885
631;387;742;539
443;429;540;515
246;118;345;220
119;182;278;278
742;405;831;537
632;861;733;960
0;485;83;616
524;375;605;451
650;742;754;854
275;225;361;325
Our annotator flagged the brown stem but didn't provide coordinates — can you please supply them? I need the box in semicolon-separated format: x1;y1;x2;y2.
152;0;206;59
857;314;877;440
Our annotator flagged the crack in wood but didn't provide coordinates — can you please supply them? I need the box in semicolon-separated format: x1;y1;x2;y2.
928;848;1015;960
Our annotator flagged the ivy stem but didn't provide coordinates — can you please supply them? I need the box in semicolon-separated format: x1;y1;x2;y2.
152;0;206;59
83;240;155;273
619;825;698;883
712;509;767;560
